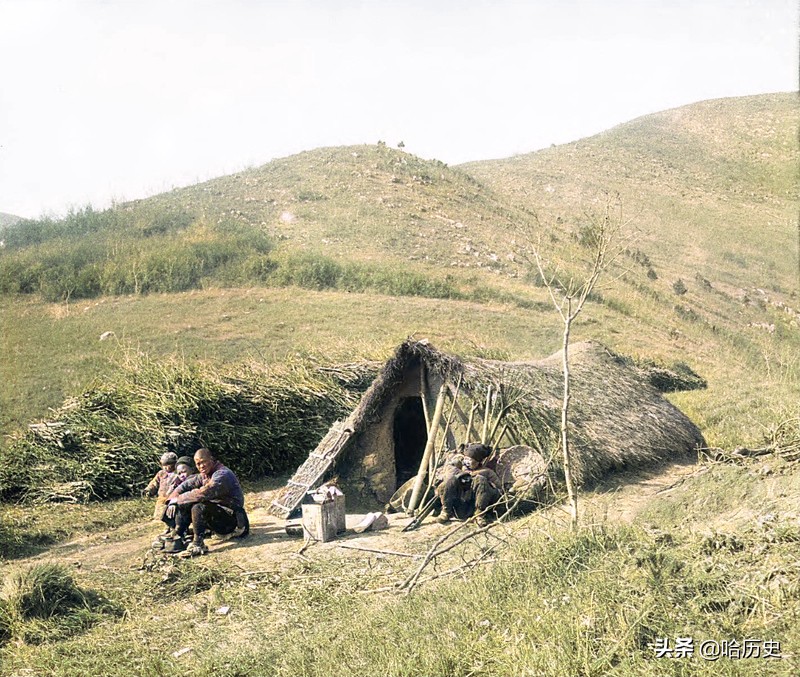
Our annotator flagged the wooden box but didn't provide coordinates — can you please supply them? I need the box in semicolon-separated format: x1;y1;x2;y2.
302;501;338;542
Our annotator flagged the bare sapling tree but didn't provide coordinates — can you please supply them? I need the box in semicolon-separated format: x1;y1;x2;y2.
796;217;800;296
523;192;633;530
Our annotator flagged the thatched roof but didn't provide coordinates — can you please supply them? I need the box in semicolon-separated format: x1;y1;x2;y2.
391;339;702;475
269;339;705;516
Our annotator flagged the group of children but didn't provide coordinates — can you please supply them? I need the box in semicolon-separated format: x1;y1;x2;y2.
142;452;196;538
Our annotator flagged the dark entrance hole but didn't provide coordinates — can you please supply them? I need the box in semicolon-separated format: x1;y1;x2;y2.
393;396;428;488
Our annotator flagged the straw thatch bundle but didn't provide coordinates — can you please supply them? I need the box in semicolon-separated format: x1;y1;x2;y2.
0;354;365;503
447;339;704;484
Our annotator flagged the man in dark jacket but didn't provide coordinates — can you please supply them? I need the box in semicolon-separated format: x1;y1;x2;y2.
163;448;249;556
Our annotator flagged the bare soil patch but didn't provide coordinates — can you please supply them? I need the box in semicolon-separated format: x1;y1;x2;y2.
2;460;701;579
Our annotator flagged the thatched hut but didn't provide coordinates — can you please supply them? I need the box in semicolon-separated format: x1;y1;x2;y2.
269;339;705;517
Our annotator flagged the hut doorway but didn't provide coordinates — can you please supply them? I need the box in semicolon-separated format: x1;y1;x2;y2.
393;396;428;488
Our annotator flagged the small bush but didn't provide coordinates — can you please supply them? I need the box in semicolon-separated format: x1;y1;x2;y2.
722;250;748;268
0;563;121;645
268;252;464;300
269;252;343;290
1;563;85;620
672;278;688;295
674;303;700;322
694;272;713;290
642;360;707;392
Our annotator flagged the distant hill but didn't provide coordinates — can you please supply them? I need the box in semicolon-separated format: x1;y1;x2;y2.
0;212;23;228
0;144;544;303
134;142;535;272
462;93;799;293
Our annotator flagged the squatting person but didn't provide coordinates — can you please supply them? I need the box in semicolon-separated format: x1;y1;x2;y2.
162;447;249;556
436;443;503;527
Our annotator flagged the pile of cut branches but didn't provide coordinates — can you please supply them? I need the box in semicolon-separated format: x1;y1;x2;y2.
0;353;365;503
700;417;800;465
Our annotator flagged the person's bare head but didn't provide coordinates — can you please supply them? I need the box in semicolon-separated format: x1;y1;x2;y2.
194;448;215;475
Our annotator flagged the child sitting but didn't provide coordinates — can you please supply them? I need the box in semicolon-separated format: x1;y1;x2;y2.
143;452;178;529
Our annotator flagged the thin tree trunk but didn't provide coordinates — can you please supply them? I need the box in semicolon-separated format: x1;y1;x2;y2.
481;385;492;444
562;303;578;530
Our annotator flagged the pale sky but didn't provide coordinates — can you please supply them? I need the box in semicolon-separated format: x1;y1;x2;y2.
0;0;796;219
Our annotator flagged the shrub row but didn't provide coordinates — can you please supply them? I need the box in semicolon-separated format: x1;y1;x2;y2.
0;241;488;305
268;251;463;299
0;218;274;302
1;209;538;306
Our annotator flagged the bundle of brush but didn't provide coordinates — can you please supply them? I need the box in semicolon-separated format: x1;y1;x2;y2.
0;352;363;503
770;417;800;462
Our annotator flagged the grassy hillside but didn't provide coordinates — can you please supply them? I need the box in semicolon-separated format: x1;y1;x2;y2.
1;92;798;451
462;93;799;292
148;142;532;269
0;145;535;304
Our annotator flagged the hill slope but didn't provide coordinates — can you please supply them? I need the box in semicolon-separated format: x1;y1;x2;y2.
1;93;798;453
142;143;532;271
0;212;22;230
462;93;799;291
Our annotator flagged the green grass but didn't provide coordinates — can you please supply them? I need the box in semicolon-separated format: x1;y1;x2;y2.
0;562;122;647
3;264;798;452
0;499;150;560
2;460;798;676
0;286;568;439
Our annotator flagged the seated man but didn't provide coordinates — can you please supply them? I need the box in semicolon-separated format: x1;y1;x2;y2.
163;448;249;556
435;443;503;527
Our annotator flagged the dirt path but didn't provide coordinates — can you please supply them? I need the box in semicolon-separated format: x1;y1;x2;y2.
580;459;702;524
3;460;702;577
